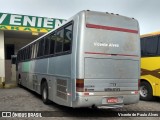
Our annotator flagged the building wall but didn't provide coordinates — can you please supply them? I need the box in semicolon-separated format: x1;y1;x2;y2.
0;31;5;84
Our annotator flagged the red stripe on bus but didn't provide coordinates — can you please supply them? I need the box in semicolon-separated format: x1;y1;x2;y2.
86;24;138;34
85;52;139;57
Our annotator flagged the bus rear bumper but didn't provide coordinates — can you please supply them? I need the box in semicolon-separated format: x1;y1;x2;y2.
72;92;139;108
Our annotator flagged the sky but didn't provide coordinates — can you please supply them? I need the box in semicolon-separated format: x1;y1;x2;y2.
0;0;160;35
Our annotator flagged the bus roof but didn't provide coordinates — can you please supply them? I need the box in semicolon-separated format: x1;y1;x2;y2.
141;31;160;38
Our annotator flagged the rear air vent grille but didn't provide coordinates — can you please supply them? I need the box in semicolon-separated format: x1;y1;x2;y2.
56;79;67;100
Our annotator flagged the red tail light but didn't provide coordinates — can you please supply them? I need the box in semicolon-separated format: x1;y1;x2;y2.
76;79;84;92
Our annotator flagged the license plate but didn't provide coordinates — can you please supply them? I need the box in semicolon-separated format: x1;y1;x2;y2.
102;96;123;104
107;97;118;103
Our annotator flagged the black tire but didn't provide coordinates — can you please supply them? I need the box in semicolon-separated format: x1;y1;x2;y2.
140;81;153;101
41;82;51;104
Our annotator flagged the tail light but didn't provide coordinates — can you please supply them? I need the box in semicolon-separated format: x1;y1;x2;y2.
76;79;84;92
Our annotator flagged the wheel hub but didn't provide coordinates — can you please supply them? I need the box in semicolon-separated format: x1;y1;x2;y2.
140;86;148;97
43;88;47;100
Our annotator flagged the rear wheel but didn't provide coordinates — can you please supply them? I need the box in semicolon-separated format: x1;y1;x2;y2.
140;81;153;101
41;82;51;104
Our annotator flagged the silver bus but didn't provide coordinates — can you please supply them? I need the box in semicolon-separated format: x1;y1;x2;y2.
17;10;140;108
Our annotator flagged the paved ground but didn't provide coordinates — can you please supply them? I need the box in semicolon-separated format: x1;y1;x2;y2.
0;87;160;120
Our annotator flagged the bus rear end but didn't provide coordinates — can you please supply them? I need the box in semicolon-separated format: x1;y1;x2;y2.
73;11;140;108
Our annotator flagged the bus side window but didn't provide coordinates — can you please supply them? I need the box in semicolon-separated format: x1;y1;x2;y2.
34;42;39;58
23;49;25;60
56;29;64;53
63;24;72;52
145;36;158;56
28;46;31;59
157;36;160;55
44;36;50;55
24;48;26;60
31;44;35;59
37;38;45;57
26;47;29;60
50;33;56;54
141;38;145;57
